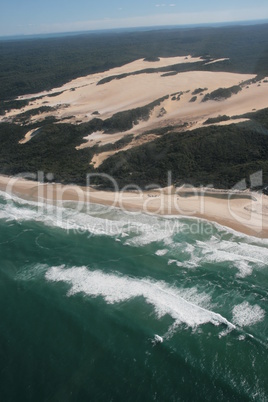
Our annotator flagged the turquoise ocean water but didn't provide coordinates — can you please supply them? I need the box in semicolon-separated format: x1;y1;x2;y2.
0;190;267;401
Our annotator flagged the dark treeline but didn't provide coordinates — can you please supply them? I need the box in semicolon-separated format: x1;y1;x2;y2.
0;123;96;184
1;23;268;100
99;114;268;189
202;85;242;102
203;115;231;125
0;108;268;189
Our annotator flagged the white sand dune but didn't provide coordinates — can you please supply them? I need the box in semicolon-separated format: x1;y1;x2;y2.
9;55;202;104
15;70;256;124
1;56;268;167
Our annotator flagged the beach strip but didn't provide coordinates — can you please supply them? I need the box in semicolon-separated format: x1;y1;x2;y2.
0;174;268;238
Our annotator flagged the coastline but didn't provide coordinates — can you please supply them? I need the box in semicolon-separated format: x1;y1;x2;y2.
0;174;268;238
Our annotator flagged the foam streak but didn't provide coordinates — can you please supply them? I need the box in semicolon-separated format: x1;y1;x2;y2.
45;265;236;331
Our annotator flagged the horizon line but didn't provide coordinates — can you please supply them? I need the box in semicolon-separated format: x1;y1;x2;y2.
1;18;268;41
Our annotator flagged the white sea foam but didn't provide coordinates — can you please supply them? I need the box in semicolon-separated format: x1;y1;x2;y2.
0;191;184;245
1;191;268;272
0;190;42;205
165;236;267;273
187;238;268;276
168;259;177;265
155;249;169;256
197;238;268;265
0;200;125;235
233;261;253;278
0;203;38;222
45;265;235;331
152;334;163;345
211;219;268;243
238;335;246;341
0;192;145;238
232;301;265;327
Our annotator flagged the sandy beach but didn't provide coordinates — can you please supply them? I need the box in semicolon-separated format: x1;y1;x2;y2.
1;57;268;236
1;174;268;238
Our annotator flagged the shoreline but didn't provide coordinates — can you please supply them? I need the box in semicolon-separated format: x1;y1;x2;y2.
0;174;268;238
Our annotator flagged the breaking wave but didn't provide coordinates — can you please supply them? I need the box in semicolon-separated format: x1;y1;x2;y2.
0;191;268;281
45;265;236;334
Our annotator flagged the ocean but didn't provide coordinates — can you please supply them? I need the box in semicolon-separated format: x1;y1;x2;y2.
0;190;267;401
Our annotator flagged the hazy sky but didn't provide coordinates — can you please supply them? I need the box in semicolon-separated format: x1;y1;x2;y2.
1;0;268;36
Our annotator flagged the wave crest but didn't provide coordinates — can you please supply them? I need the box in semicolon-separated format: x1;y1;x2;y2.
45;265;236;333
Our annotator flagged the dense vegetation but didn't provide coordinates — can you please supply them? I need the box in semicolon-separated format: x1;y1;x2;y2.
0;108;268;189
96;135;134;154
96;61;205;85
203;115;231;125
1;23;268;101
189;96;197;103
192;88;208;95
202;85;242;102
99;114;268;189
14;106;58;124
0;123;96;184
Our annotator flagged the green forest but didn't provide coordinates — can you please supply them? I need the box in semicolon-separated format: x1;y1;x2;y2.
0;23;268;190
99;115;268;189
1;23;268;100
0;107;268;189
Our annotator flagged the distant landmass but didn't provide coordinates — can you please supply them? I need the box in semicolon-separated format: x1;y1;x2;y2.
1;18;268;41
